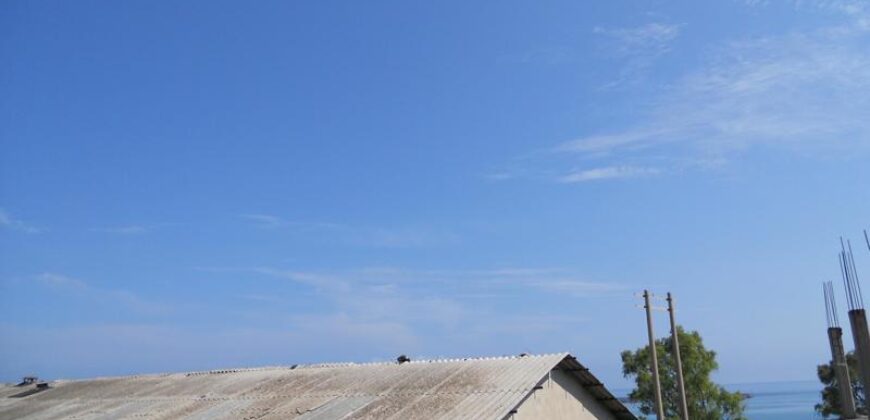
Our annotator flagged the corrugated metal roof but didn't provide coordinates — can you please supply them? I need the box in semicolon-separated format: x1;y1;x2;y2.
0;353;635;420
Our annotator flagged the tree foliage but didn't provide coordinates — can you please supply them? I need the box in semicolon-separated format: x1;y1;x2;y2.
816;351;866;418
621;327;745;420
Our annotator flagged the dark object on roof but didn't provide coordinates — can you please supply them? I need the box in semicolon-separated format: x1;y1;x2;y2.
396;354;411;364
16;377;38;387
7;382;50;398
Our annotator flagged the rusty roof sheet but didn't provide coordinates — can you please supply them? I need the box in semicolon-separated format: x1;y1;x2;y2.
0;353;634;420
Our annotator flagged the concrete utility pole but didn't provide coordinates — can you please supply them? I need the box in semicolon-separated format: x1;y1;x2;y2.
644;290;665;420
824;281;857;419
667;293;690;420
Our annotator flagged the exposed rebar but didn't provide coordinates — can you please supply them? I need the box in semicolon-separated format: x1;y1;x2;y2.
842;251;856;311
849;240;865;309
841;236;864;311
826;281;844;328
822;283;834;328
835;282;839;325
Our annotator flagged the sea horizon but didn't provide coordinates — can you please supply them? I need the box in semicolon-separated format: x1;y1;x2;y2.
616;379;824;419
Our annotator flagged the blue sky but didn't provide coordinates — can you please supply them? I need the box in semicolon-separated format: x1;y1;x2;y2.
1;0;869;388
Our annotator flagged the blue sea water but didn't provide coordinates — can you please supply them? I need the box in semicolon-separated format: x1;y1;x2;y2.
730;381;821;419
618;380;825;419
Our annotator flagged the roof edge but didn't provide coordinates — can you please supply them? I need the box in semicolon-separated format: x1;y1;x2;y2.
499;353;636;420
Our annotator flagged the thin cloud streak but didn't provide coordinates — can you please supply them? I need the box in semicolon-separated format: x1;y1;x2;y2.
239;214;458;248
749;0;870;18
593;22;682;53
240;214;341;230
229;265;624;351
248;266;627;299
594;22;683;87
0;208;44;234
557;166;661;183
92;225;150;235
251;267;352;293
35;273;169;316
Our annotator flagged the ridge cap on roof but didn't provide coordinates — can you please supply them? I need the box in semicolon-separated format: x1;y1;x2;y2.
34;352;574;383
293;351;569;369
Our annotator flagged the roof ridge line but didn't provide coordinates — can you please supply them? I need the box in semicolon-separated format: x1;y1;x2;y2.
39;352;574;382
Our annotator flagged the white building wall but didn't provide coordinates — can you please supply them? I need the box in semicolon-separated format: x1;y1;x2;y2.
511;369;618;420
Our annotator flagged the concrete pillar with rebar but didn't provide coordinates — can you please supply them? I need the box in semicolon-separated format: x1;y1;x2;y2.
841;239;870;404
849;310;870;402
830;327;857;418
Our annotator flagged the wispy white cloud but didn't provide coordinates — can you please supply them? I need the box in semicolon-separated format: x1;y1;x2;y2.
202;265;625;338
241;213;284;226
471;313;590;335
37;272;88;290
221;265;626;357
237;294;287;304
0;208;44;234
524;279;626;296
502;46;575;65
0;266;627;379
351;227;458;248
594;22;682;53
470;268;628;297
483;171;517;181
237;267;468;335
241;214;305;229
502;10;870;183
248;266;626;300
594;22;683;87
34;273;168;315
569;23;870;159
744;0;870;17
250;267;352;293
240;214;457;248
557;166;661;183
92;225;150;235
0;322;418;380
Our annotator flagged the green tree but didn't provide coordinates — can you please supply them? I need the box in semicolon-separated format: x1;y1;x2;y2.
621;327;745;420
816;351;866;418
